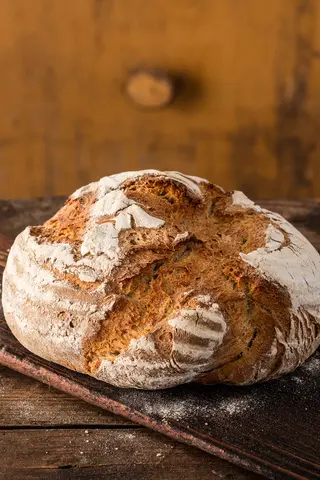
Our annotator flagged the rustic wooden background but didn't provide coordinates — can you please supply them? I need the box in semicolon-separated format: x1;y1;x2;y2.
1;0;320;200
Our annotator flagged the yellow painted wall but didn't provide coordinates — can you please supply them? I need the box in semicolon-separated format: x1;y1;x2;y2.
0;0;319;199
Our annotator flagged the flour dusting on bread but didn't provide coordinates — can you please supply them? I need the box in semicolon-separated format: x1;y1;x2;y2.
95;296;227;389
233;190;320;376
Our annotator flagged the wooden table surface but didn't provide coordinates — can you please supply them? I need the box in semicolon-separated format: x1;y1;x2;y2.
1;196;319;480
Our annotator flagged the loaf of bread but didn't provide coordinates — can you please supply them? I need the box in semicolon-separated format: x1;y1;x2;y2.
2;170;320;389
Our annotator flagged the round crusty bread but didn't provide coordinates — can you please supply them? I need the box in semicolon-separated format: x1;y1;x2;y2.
2;170;320;389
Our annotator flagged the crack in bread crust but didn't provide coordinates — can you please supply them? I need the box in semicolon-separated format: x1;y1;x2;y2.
83;181;277;377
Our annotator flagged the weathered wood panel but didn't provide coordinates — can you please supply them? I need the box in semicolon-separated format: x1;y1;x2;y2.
0;429;262;479
0;1;319;199
0;366;135;426
0;467;260;480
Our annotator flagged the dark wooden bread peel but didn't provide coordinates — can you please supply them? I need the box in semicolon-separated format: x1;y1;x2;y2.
0;233;319;480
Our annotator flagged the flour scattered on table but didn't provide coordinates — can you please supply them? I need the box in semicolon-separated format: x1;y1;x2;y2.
143;397;191;421
292;377;303;384
137;388;259;425
217;394;258;415
299;356;320;376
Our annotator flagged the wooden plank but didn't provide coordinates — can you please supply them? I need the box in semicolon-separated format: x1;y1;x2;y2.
0;1;319;199
0;467;260;480
0;370;260;479
0;428;262;479
0;366;134;426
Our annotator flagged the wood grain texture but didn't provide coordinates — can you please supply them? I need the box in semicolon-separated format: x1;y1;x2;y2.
0;367;262;480
0;468;259;480
0;430;262;479
0;366;134;427
0;1;320;199
0;428;262;474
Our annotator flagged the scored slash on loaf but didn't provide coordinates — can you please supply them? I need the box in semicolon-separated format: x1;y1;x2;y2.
2;170;320;389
